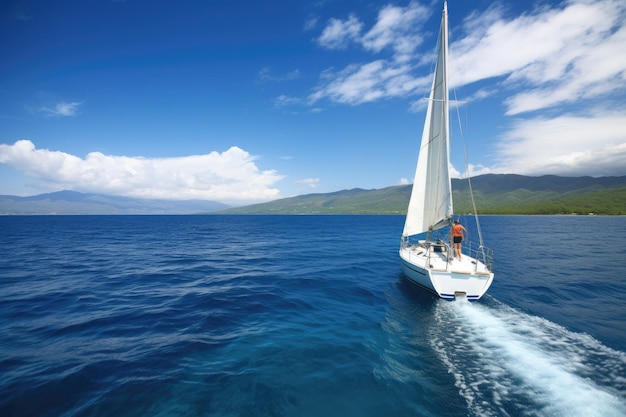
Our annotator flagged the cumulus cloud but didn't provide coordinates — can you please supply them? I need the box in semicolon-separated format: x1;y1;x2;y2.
0;140;283;202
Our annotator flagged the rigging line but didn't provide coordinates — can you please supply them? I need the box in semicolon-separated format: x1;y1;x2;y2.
444;0;487;259
451;88;486;252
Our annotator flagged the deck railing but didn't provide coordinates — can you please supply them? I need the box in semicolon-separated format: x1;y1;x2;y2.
462;240;494;272
401;237;494;273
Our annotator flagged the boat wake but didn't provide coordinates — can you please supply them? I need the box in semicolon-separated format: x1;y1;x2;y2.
430;298;626;417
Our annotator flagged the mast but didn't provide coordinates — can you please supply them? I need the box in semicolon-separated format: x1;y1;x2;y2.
402;2;452;238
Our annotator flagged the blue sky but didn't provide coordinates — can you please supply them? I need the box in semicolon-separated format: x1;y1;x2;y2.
1;0;625;204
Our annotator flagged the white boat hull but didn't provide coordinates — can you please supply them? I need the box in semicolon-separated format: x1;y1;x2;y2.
399;242;493;300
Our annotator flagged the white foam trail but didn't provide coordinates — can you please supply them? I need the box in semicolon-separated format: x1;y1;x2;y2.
431;299;626;417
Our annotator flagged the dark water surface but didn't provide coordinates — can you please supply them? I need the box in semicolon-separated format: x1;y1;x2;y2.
1;215;625;416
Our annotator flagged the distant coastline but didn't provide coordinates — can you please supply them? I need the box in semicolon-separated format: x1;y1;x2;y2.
1;174;625;215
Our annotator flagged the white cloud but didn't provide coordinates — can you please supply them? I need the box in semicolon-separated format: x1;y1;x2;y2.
304;15;318;31
449;164;463;179
361;1;428;61
317;1;428;57
309;60;425;105
308;0;626;178
310;0;626;112
39;101;83;117
451;0;626;115
492;112;626;176
258;67;301;82
0;140;284;202
274;94;302;108
297;178;319;188
317;14;363;50
311;2;430;104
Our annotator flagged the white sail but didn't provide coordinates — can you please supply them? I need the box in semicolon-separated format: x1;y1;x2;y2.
399;2;494;301
402;2;452;238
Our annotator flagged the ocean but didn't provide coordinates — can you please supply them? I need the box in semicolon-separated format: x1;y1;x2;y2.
1;215;625;417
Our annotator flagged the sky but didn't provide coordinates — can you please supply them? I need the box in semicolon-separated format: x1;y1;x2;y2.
1;0;625;205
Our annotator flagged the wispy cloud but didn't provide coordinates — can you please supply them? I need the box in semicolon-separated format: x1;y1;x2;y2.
309;0;626;113
310;1;430;105
297;178;320;188
305;0;626;177
360;1;429;61
309;60;425;105
317;14;363;50
451;0;626;115
304;15;319;31
258;67;301;83
0;140;284;202
39;101;83;117
273;94;302;108
316;1;428;58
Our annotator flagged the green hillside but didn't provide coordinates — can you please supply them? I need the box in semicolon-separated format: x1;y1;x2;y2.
218;186;411;215
217;174;626;215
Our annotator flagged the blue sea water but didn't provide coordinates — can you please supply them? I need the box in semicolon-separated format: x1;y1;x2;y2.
1;215;625;417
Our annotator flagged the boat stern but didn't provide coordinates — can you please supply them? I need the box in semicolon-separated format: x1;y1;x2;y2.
431;268;494;300
400;241;494;301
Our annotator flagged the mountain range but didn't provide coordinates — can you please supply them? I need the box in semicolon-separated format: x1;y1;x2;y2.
216;174;626;215
1;174;625;215
0;190;228;215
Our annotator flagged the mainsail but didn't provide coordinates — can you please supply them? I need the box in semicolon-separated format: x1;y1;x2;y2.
402;2;452;238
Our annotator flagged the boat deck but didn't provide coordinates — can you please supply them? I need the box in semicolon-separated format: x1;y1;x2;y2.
402;242;492;276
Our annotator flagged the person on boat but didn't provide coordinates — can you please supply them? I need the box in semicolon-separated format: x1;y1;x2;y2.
451;220;466;261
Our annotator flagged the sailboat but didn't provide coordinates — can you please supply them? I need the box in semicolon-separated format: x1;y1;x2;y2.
399;2;494;301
